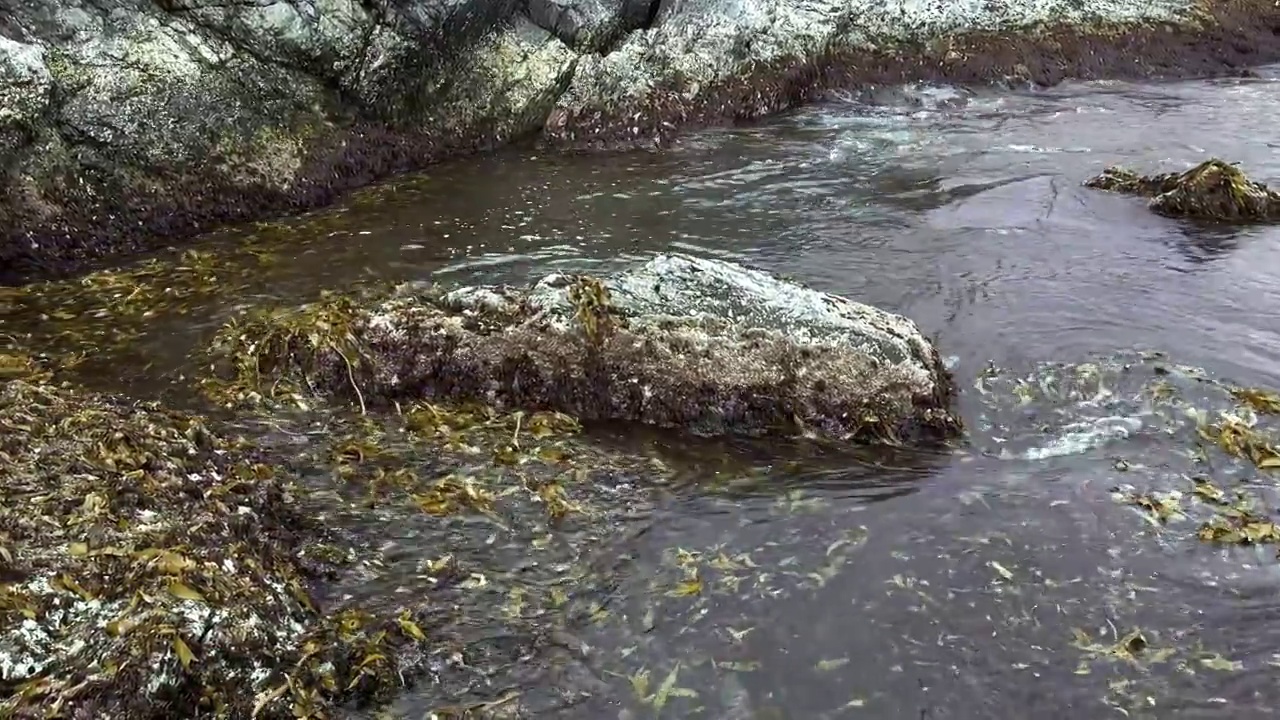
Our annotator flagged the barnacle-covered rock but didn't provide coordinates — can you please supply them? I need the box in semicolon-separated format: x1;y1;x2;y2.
0;378;431;718
203;253;961;444
1085;159;1280;222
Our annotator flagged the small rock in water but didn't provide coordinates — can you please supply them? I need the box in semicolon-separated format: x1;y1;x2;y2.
1084;158;1280;222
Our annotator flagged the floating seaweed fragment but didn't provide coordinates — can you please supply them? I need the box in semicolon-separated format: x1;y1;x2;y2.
1070;627;1174;668
1112;488;1186;526
1189;477;1227;505
1198;411;1280;470
1198;653;1243;672
1197;505;1280;545
412;473;498;517
1232;386;1280;415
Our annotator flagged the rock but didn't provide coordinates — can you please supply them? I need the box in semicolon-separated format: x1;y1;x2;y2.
0;376;435;718
1085;159;1280;222
542;0;1280;148
528;0;655;52
0;36;53;170
0;2;575;283
8;0;1280;281
207;253;961;444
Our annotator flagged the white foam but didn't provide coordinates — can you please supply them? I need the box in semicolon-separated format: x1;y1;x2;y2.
1021;416;1144;460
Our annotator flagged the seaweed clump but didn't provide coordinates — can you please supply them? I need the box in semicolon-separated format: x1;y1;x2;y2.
200;287;391;412
0;377;432;717
1085;158;1280;222
3;250;227;356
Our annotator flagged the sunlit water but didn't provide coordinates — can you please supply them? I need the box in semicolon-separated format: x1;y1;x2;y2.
9;68;1280;719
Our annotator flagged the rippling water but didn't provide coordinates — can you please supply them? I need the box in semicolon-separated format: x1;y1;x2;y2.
10;68;1280;719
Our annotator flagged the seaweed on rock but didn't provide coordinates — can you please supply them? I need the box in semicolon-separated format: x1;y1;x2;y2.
200;254;962;445
200;287;394;413
1085;159;1280;222
0;377;434;718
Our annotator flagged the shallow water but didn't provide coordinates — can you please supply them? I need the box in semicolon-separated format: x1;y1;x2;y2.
9;68;1280;718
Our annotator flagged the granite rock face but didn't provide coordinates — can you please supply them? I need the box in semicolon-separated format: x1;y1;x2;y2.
6;0;1280;281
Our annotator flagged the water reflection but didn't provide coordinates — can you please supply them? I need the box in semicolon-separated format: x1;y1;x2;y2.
1169;223;1251;264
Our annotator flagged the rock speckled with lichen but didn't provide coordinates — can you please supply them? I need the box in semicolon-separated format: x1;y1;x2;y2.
206;253;960;443
1085;159;1280;222
7;0;1280;280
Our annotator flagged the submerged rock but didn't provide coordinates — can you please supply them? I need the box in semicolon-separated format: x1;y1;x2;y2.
0;378;433;718
1085;159;1280;222
205;253;961;444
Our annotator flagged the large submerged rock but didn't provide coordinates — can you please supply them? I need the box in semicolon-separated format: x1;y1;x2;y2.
6;0;1280;281
207;254;960;443
1085;159;1280;222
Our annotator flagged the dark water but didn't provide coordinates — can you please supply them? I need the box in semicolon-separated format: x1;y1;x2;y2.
9;69;1280;718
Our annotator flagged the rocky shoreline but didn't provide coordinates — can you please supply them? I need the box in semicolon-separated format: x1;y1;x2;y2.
5;0;1280;283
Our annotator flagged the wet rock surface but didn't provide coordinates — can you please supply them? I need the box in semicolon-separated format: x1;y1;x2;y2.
203;253;961;443
528;0;656;52
0;374;418;718
0;355;676;718
1086;159;1280;222
8;0;1280;281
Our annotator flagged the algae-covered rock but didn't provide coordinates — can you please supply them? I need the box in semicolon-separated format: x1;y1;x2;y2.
0;377;431;718
1085;159;1280;222
204;253;960;444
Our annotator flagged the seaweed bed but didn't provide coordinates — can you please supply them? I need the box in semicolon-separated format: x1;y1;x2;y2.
10;235;1280;716
0;340;677;717
0;365;428;718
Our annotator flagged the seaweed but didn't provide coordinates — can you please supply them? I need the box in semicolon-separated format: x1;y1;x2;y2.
199;287;393;412
1085;158;1280;222
567;275;623;347
0;376;442;718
